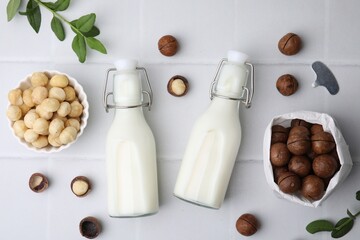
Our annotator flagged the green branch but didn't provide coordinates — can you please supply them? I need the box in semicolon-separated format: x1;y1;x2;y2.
6;0;107;63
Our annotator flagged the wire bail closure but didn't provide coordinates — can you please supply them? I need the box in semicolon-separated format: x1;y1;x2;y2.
209;59;255;108
103;67;153;112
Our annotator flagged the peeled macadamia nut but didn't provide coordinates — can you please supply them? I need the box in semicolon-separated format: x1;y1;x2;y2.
236;213;259;237
41;98;60;113
13;120;28;139
19;104;31;116
7;105;22;121
57;102;71;117
71;176;91;197
64;86;76;102
24;110;39;128
69;101;83;118
50;74;69;88
49;87;66;102
66;118;81;132
32;86;48;105
31;72;49;87
36;105;53;120
49;118;65;136
32;118;49;135
48;134;62;147
8;88;23;106
59;126;77;144
23;88;35;107
24;129;39;143
32;135;49;148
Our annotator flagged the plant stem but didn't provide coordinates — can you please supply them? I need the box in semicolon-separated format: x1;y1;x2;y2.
355;209;360;217
33;0;85;37
334;210;360;231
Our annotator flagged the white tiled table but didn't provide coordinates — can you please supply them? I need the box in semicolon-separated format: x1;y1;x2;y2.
1;0;360;239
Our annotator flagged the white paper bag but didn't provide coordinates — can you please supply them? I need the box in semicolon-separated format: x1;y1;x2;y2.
263;111;353;207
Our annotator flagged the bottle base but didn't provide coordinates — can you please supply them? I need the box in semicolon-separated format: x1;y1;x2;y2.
109;210;158;218
173;194;220;210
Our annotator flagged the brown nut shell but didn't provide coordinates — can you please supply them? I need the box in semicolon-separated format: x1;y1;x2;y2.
71;176;91;197
312;154;338;178
236;213;259;236
287;133;311;155
311;131;336;154
29;173;49;193
158;35;178;56
291;119;312;129
310;124;324;135
301;175;325;201
79;216;102;239
271;125;289;144
167;75;189;97
273;166;288;183
289;126;310;137
276;74;298;96
288;155;312;177
277;171;301;194
270;143;291;167
278;33;302;56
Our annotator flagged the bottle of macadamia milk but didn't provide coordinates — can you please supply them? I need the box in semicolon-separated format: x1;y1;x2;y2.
105;59;158;217
174;50;254;209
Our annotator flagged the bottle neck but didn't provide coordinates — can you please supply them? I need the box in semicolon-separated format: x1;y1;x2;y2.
209;97;240;114
113;70;142;107
214;62;248;99
114;107;144;120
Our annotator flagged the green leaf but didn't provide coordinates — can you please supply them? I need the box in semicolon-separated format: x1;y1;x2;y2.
7;0;22;21
54;0;71;11
331;217;354;238
70;20;99;37
51;16;65;41
86;37;107;54
356;191;360;201
26;0;41;33
75;13;96;33
72;34;86;63
83;26;100;37
306;219;334;234
43;0;71;11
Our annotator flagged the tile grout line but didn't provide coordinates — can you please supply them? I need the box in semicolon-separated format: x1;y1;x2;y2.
324;0;330;60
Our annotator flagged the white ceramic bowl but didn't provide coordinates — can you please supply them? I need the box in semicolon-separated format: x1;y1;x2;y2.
263;111;352;207
8;70;89;153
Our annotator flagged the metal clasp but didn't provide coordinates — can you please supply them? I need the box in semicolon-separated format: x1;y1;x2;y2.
103;67;153;112
209;59;255;108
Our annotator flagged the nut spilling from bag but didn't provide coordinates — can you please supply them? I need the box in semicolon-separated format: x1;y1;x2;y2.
270;119;340;201
7;72;84;149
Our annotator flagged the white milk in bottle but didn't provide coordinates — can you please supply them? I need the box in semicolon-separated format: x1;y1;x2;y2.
174;50;253;209
105;60;159;217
